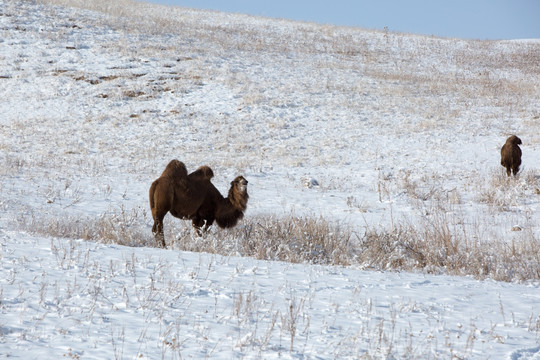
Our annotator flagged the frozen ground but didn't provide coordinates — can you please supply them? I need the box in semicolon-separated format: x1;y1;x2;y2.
0;0;539;358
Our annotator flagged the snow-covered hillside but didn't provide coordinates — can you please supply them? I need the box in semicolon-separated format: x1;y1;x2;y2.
1;0;539;358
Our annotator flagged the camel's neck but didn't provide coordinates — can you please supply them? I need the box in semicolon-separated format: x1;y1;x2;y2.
227;187;248;211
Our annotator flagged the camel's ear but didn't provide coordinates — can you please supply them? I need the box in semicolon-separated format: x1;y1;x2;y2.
509;135;522;145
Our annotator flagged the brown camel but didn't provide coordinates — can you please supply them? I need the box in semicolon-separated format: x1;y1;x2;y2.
500;135;522;177
149;160;249;247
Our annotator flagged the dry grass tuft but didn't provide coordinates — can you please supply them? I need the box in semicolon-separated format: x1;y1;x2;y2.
164;215;355;266
477;168;540;211
359;210;540;282
18;206;155;248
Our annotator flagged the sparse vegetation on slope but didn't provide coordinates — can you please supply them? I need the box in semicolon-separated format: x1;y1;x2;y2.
2;1;540;358
2;0;539;280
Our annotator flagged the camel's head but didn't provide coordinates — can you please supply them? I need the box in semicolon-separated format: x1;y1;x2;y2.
507;135;522;145
232;176;248;194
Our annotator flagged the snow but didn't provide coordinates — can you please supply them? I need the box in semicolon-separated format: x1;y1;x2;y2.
0;0;539;358
2;231;540;359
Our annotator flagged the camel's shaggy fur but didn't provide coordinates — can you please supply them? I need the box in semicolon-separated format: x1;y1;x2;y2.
191;176;249;233
500;135;522;177
149;160;249;247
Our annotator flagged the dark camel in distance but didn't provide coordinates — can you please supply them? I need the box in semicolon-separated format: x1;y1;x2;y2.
500;135;522;177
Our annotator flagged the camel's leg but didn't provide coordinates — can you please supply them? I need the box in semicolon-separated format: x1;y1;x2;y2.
512;165;520;177
149;177;174;248
202;218;214;233
506;167;511;177
152;214;167;248
192;217;205;237
156;231;166;248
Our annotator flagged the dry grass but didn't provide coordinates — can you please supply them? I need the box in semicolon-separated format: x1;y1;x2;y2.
360;216;540;282
17;206;540;283
36;0;540;114
18;206;155;248
477;168;540;211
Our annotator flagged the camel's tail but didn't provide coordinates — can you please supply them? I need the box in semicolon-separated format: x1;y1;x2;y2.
149;180;158;211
